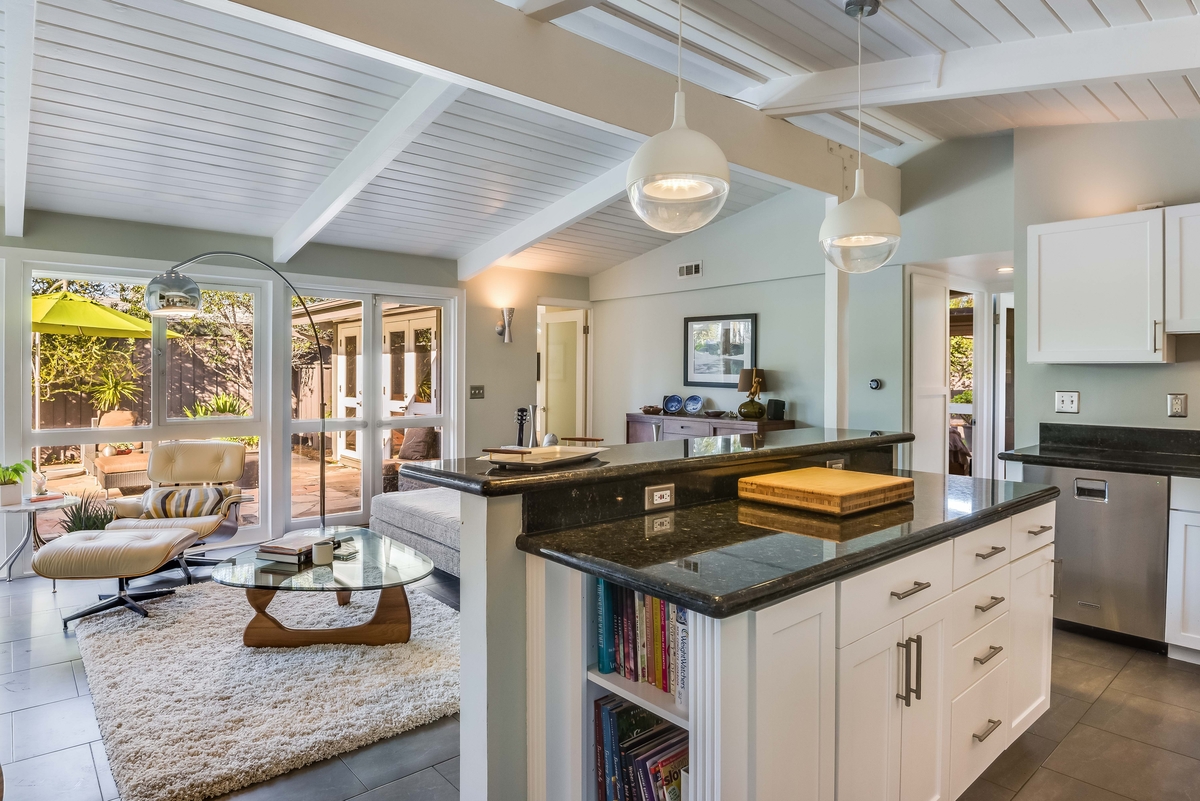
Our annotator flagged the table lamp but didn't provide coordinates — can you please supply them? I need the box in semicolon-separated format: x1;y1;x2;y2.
738;368;767;420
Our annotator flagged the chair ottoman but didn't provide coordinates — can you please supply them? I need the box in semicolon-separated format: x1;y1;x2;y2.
32;527;198;628
370;488;461;577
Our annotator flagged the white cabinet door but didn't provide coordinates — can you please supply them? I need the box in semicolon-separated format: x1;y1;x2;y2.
1008;544;1055;738
910;272;949;473
755;584;836;801
1028;209;1170;363
1166;202;1200;333
1167;511;1200;651
837;620;904;801
900;595;953;801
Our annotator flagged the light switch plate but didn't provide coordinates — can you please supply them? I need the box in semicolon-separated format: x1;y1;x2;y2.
1169;393;1188;417
469;385;485;400
1055;391;1080;414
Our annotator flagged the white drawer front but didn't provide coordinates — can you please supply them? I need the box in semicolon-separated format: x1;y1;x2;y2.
951;660;1011;799
1011;503;1056;560
953;520;1012;590
837;541;953;646
952;612;1012;698
1172;477;1200;512
948;564;1011;645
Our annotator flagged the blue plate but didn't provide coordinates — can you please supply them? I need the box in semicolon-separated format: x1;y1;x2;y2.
663;394;684;414
683;395;703;414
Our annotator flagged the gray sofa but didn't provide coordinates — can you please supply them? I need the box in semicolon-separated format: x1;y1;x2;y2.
370;488;461;577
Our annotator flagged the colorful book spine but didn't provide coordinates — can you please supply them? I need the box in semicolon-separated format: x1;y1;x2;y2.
623;588;637;681
595;695;611;800
674;606;688;707
598;579;615;674
667;603;677;696
615;586;625;679
635;590;647;684
659;598;669;693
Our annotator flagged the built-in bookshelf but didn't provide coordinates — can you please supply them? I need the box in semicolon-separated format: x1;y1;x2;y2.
587;666;688;729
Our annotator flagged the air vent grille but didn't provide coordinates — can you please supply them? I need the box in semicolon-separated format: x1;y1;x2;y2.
678;262;703;278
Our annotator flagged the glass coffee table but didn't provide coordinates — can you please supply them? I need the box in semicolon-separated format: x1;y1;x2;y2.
212;526;434;647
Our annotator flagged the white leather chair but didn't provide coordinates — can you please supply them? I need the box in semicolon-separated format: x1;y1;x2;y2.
106;441;250;562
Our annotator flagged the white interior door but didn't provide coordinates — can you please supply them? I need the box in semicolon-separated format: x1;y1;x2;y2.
911;273;950;474
336;322;363;461
383;318;409;418
542;309;587;440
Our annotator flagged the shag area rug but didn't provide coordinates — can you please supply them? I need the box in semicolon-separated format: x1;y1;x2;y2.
75;582;460;801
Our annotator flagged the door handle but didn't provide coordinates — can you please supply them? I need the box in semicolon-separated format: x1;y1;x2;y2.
976;545;1007;560
1052;558;1063;599
973;719;1003;742
975;595;1005;613
896;636;919;707
891;581;932;600
1027;525;1053;536
913;633;923;701
974;644;1004;665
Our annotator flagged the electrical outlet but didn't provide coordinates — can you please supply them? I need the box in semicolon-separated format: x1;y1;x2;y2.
469;385;485;400
826;458;845;469
1169;393;1188;417
644;483;675;510
1055;391;1080;414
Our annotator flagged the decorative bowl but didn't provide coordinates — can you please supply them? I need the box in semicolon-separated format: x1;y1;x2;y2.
683;395;703;414
663;394;684;414
704;410;727;418
641;405;663;415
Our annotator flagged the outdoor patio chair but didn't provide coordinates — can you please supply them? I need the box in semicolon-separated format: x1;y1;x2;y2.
105;441;250;565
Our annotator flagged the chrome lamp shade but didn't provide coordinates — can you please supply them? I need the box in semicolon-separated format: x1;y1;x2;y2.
144;269;202;318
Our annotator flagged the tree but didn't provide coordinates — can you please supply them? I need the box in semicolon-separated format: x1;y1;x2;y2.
950;335;973;398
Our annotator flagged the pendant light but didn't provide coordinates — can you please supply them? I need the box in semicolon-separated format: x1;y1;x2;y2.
819;0;902;274
627;0;730;234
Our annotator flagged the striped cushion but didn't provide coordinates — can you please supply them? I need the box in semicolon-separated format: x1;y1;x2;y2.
143;487;231;519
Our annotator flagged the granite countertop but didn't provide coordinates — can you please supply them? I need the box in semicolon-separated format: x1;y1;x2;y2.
400;427;912;496
1000;423;1200;478
516;471;1059;618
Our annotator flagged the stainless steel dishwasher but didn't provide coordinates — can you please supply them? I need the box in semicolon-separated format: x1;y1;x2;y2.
1024;465;1168;642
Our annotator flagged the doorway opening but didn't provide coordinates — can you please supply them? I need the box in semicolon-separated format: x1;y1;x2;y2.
949;291;974;475
536;303;592;445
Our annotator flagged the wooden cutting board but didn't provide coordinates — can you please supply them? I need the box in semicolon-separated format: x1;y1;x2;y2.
738;467;914;516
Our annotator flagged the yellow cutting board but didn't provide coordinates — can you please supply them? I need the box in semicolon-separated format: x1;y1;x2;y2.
738;467;914;516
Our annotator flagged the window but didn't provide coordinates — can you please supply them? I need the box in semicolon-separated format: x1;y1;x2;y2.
167;288;255;420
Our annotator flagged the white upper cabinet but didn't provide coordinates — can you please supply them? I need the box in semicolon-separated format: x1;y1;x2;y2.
1028;208;1171;363
1165;202;1200;333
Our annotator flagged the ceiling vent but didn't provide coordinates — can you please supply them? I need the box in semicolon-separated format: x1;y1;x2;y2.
678;262;703;279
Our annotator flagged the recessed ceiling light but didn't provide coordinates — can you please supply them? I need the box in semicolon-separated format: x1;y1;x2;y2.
997;266;1014;274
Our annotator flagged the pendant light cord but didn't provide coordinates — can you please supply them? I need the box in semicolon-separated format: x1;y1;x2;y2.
857;10;862;173
677;0;683;93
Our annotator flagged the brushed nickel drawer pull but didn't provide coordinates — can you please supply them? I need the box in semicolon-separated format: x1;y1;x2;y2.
974;644;1004;665
973;719;1002;742
975;595;1005;613
891;581;932;600
1028;525;1053;536
976;545;1007;560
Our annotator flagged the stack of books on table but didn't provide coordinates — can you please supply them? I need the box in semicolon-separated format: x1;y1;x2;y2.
596;578;688;706
594;695;687;801
255;531;328;572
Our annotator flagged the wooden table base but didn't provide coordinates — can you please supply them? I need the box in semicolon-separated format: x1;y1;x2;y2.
243;586;412;647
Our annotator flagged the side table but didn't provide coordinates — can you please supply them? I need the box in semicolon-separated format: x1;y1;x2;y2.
0;496;81;583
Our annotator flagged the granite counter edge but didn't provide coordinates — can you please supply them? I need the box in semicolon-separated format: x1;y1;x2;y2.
516;486;1060;619
1000;449;1200;478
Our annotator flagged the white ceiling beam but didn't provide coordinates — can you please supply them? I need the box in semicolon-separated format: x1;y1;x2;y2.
5;0;37;237
457;159;630;280
755;15;1200;116
204;0;894;201
272;75;464;262
521;0;600;22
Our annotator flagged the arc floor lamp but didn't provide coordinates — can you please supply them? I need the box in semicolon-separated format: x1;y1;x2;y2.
143;251;331;535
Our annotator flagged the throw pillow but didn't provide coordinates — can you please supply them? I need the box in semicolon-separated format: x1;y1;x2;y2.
144;487;231;519
397;427;439;460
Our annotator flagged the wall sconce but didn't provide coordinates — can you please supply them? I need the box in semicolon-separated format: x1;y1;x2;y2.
496;307;515;343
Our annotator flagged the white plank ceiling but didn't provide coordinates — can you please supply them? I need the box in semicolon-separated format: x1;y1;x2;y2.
3;0;796;276
519;0;1200;151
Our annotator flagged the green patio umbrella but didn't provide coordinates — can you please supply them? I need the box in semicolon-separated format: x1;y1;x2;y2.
32;290;163;338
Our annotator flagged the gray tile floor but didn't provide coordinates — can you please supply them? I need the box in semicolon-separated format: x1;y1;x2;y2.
0;566;461;801
962;629;1200;800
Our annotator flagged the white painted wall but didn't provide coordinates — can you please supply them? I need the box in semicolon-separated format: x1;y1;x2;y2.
588;189;830;442
1013;119;1200;445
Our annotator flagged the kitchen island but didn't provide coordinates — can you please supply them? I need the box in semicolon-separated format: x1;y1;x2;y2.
401;429;1058;801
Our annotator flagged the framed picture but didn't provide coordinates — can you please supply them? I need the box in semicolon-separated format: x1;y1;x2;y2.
684;314;757;387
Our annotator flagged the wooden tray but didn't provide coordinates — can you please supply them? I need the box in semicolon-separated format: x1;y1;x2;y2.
737;467;914;517
738;500;915;542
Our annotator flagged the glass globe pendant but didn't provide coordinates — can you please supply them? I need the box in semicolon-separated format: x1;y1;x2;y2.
820;0;902;274
627;0;730;234
144;268;202;318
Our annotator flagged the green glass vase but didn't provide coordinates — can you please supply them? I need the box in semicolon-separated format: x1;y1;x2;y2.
738;398;766;420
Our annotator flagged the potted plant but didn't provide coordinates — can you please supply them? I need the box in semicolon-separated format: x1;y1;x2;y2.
61;492;115;532
0;460;33;506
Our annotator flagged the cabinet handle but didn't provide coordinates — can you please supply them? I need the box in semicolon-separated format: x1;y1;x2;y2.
891;581;932;600
973;719;1003;742
974;644;1004;665
975;595;1005;613
913;633;923;702
976;545;1007;560
1027;525;1053;536
1052;558;1063;599
896;636;918;707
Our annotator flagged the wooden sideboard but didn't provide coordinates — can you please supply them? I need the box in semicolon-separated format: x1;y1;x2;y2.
625;412;796;443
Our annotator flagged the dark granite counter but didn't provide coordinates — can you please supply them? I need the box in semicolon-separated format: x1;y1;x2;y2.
516;471;1058;618
1000;423;1200;478
401;427;912;496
